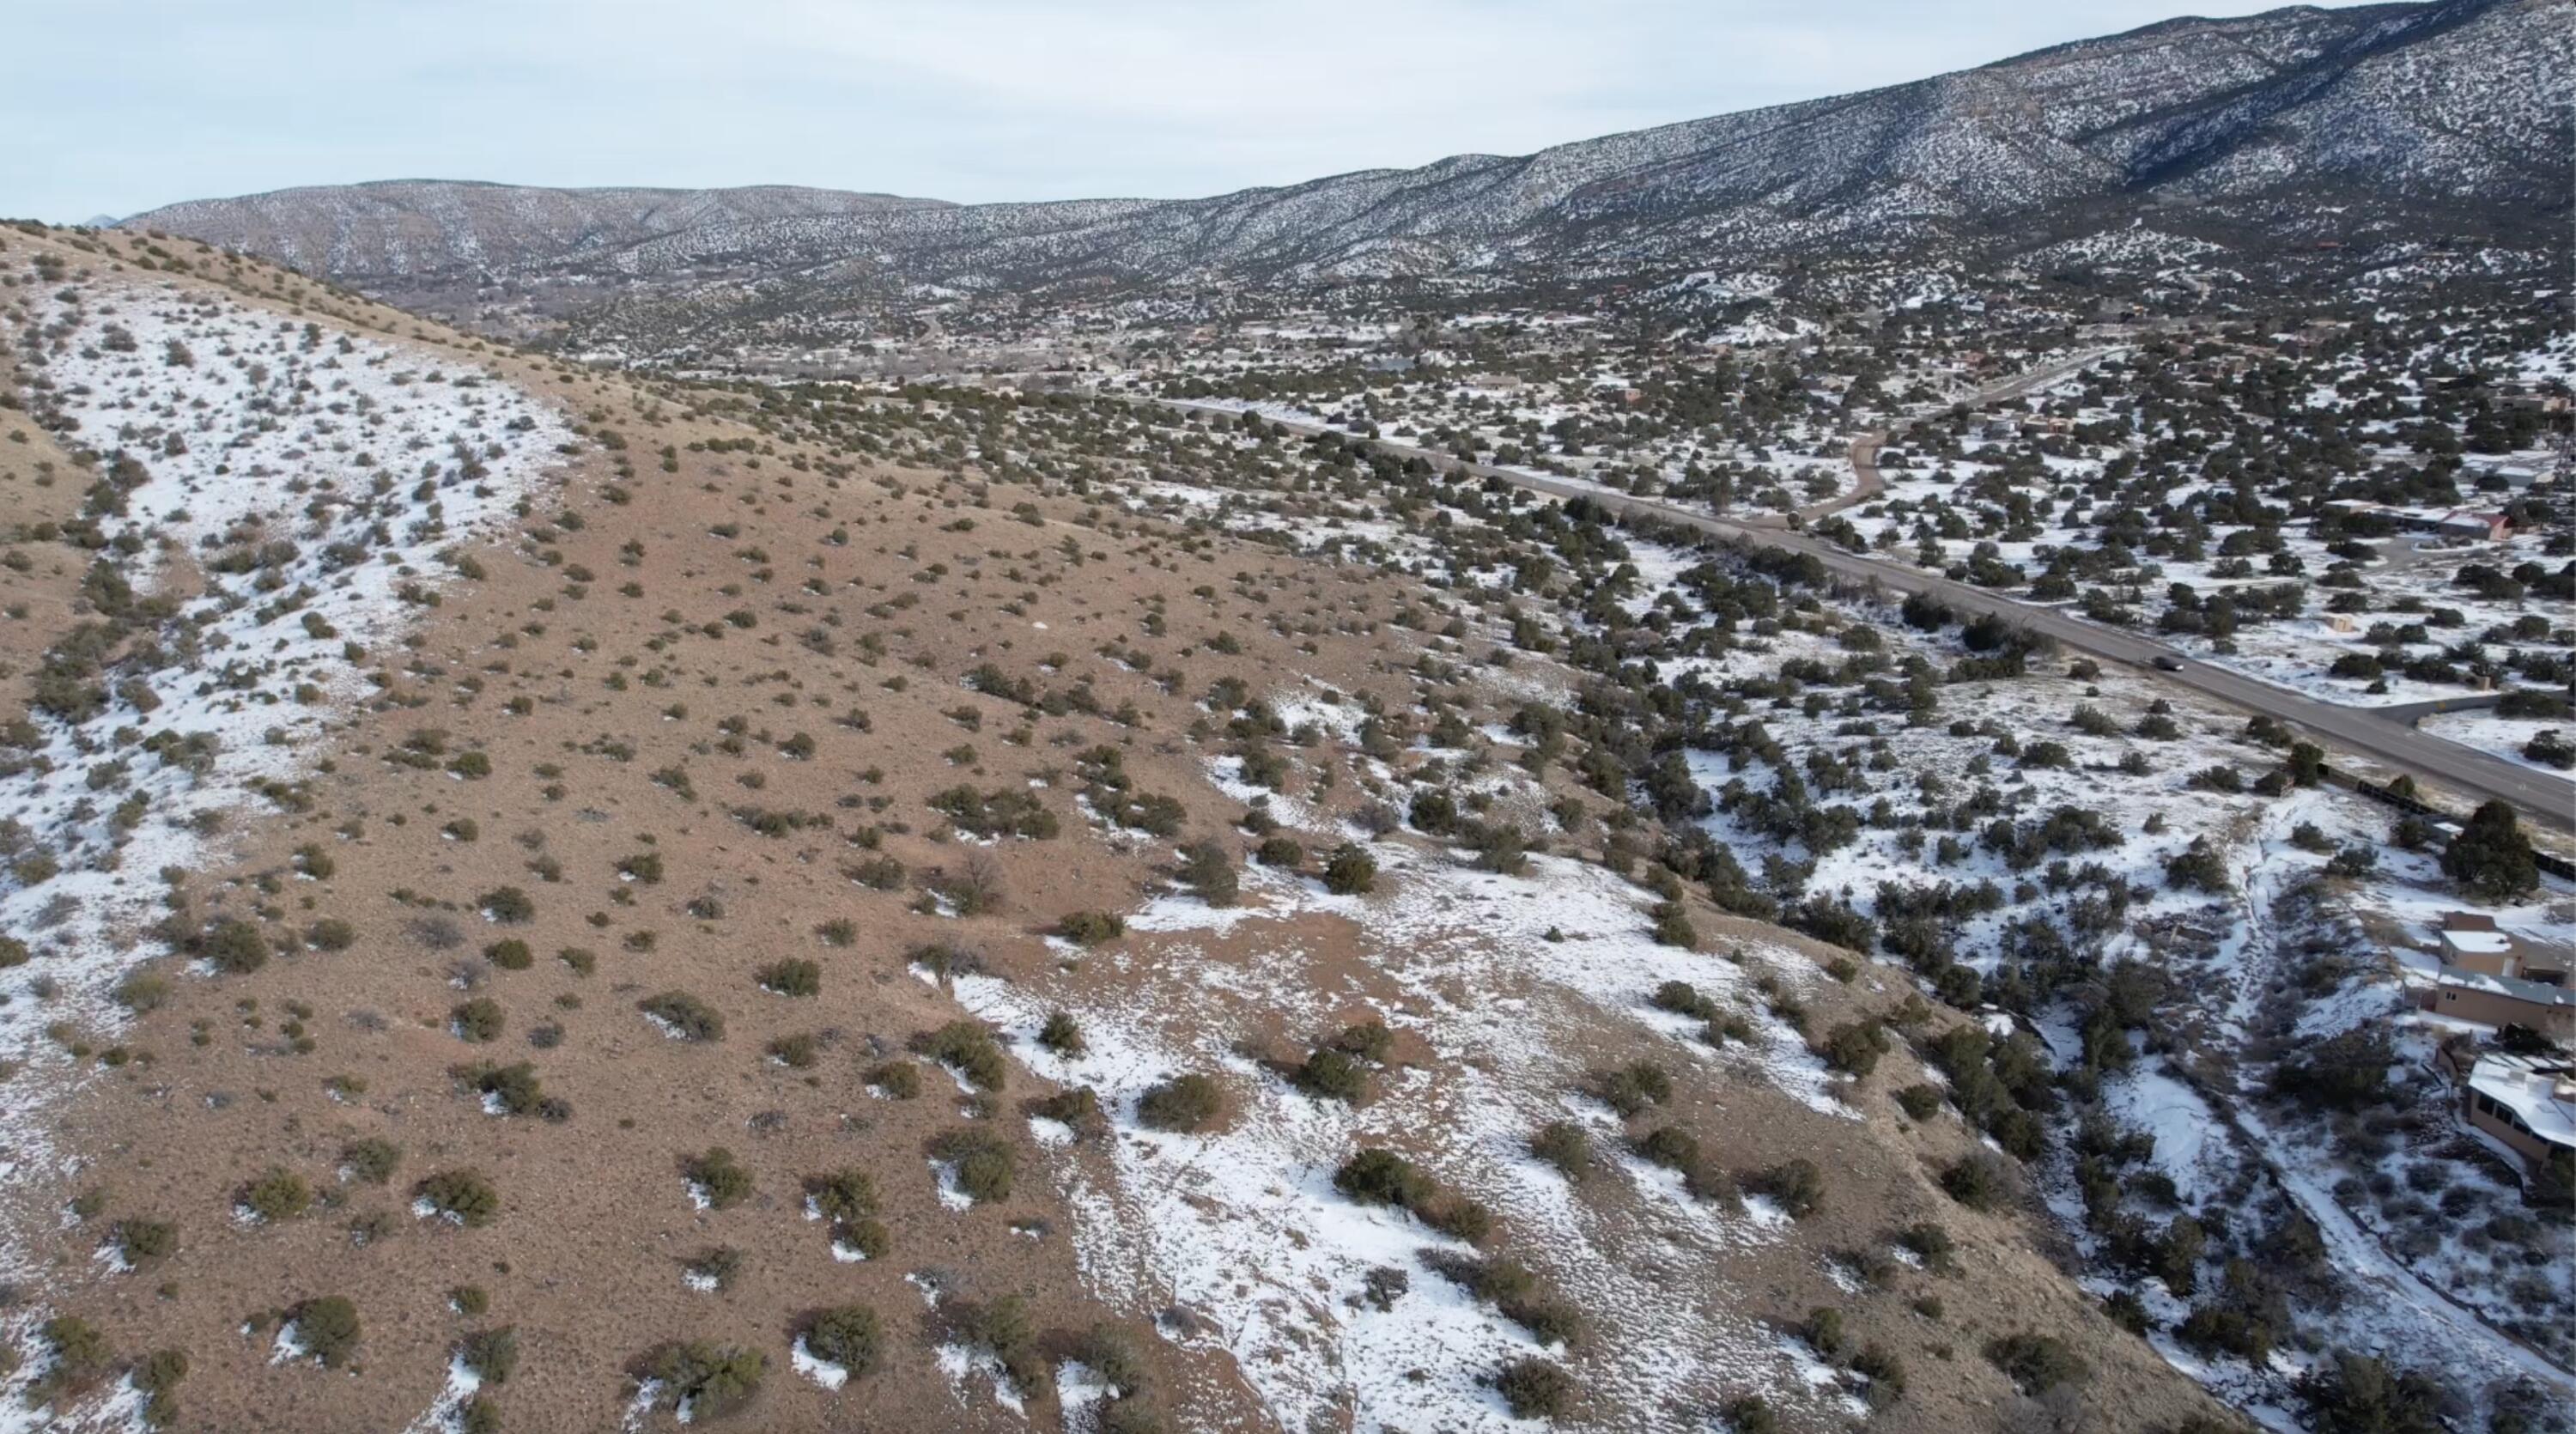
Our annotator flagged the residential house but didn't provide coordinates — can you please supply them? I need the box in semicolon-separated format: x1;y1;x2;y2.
2457;1050;2576;1181
2433;509;2513;542
2434;911;2567;985
2420;969;2576;1043
2439;912;2518;977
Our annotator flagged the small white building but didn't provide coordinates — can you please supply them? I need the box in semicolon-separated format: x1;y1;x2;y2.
2463;1053;2576;1179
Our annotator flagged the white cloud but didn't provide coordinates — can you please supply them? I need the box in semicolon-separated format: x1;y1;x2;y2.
1;0;2382;221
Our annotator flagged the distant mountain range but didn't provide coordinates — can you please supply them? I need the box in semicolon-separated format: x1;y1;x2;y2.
118;0;2570;331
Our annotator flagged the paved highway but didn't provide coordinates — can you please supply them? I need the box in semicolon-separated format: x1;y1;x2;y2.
1739;343;2129;531
1129;392;2574;832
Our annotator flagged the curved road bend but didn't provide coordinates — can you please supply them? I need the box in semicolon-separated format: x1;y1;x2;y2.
1133;393;2573;832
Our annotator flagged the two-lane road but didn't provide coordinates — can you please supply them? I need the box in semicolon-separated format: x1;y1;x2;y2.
1132;391;2573;831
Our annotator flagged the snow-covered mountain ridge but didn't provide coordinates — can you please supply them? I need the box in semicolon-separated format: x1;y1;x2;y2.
118;0;2570;312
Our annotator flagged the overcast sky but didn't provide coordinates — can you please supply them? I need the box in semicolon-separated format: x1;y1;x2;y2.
6;0;2371;222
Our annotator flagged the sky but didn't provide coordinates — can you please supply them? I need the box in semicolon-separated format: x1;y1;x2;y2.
5;0;2377;223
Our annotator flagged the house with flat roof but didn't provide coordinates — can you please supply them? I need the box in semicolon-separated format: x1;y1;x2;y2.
2420;968;2576;1044
2460;1052;2576;1181
2439;913;2518;976
2432;911;2567;986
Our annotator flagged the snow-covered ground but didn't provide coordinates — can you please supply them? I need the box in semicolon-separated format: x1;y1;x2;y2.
2419;710;2575;787
1091;436;2576;1425
0;271;571;1277
945;817;1853;1433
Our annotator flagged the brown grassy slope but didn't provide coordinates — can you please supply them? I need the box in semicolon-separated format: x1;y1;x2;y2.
0;225;2233;1433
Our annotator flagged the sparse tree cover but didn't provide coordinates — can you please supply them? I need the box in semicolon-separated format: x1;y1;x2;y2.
1;153;2563;1434
2440;799;2538;901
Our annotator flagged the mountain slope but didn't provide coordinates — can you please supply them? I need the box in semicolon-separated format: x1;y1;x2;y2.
121;179;950;282
118;0;2571;320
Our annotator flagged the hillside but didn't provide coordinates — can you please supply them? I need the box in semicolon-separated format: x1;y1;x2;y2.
0;224;2253;1431
115;0;2573;337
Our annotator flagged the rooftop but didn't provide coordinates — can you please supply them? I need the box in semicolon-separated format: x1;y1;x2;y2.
2470;1054;2576;1149
2433;969;2576;1008
2442;929;2516;957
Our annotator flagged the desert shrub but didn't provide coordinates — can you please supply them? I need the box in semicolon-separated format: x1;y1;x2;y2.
801;1305;880;1376
640;990;724;1041
1941;1151;2009;1211
1984;1332;2089;1395
461;1060;557;1120
2294;1352;2445;1434
1255;835;1303;867
1819;1020;1888;1079
1897;1221;1954;1267
484;939;532;970
1851;1344;1907;1408
460;1326;518;1384
1428;1195;1495;1245
634;1341;766;1422
767;1032;820;1068
917;1020;1007;1089
848;854;907;890
2440;799;2538;902
28;1315;114;1402
478;886;535;922
808;1168;878;1225
927;784;1059;840
2178;1304;2274;1364
1036;1010;1086;1057
867;1060;923;1098
1801;1306;1849;1358
1334;1148;1433;1211
1530;1121;1591;1180
1138;1072;1222;1132
290;1296;362;1368
416;1169;501;1227
1331;1020;1394;1062
201;918;269;975
2163;839;2231;894
1594;1060;1673;1116
682;1249;741;1291
1650;901;1699;949
106;965;173;1013
683;1148;755;1209
931;1128;1014;1203
1652;981;1719;1019
1038;1085;1108;1133
1637;1126;1704;1177
756;958;820;997
951;1293;1048;1398
1893;1084;1946;1121
114;1217;179;1266
1753;1159;1826;1218
1323;843;1377;895
341;1138;401;1185
835;1216;892;1260
1722;1395;1778;1434
1057;910;1124;947
240;1167;312;1223
1097;1399;1166;1434
1505;1292;1588;1349
1177;840;1239;906
1293;1048;1369;1103
452;997;505;1042
1494;1356;1574;1419
132;1346;187;1427
2269;1026;2394;1110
